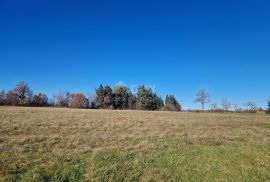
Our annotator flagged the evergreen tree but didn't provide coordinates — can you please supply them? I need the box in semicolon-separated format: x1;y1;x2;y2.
164;95;181;111
113;85;129;109
103;85;114;108
95;84;105;107
136;85;164;110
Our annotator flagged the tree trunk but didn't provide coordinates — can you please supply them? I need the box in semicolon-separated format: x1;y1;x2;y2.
202;102;204;111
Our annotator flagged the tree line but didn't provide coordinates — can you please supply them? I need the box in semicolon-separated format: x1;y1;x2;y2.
0;81;269;113
0;81;181;111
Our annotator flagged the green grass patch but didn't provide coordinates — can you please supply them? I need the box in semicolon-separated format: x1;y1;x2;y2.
1;142;270;182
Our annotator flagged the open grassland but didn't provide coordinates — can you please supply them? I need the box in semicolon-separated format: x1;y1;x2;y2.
0;107;270;181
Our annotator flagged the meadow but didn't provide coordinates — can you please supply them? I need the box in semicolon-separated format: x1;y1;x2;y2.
0;107;270;181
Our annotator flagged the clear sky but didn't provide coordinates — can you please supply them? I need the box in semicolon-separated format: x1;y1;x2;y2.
0;0;269;109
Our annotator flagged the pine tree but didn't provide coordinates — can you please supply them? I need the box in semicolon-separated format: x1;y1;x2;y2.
95;84;105;107
164;95;181;111
136;85;164;111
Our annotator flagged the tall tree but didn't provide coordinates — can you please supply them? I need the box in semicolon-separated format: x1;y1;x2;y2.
194;89;210;111
95;84;105;108
113;85;129;109
136;85;164;111
32;93;48;107
164;95;181;111
13;81;33;106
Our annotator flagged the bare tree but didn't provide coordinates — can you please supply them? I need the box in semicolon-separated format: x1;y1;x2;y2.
194;89;210;111
245;102;257;112
210;102;218;111
13;81;33;106
54;91;70;107
221;98;230;111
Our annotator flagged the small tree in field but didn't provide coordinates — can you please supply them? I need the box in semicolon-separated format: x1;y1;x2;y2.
194;89;209;111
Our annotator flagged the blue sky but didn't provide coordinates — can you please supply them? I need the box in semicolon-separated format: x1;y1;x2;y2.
0;0;269;109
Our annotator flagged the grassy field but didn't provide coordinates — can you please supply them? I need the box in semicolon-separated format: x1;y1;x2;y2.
0;107;270;181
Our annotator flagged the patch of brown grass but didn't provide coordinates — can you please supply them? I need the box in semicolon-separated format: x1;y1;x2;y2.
0;107;270;156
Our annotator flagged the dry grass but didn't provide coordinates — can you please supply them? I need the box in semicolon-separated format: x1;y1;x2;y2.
1;107;270;155
0;107;270;181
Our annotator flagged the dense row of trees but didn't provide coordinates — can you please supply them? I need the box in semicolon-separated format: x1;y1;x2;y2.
95;84;166;110
0;81;181;111
0;82;48;107
1;81;269;113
